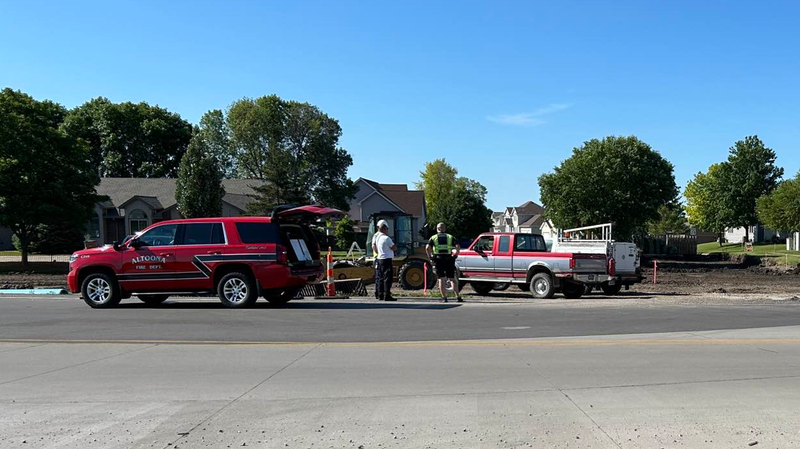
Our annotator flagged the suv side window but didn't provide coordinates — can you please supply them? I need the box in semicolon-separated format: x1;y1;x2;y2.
473;236;494;252
236;222;279;244
137;224;178;247
515;234;547;252
181;223;225;245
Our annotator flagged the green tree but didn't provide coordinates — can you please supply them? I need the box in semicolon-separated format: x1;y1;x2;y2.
0;88;99;266
538;136;678;239
197;109;236;178
647;203;690;236
756;172;800;234
719;135;783;241
175;131;226;219
417;159;492;240
62;98;192;177
685;164;730;246
334;216;356;250
225;95;357;213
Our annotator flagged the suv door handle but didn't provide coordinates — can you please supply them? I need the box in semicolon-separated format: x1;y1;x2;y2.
206;251;222;255
159;252;173;258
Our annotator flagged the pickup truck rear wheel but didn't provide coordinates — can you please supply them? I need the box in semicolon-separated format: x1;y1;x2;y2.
561;281;584;299
218;272;258;308
471;282;494;296
81;273;122;308
138;294;169;305
492;283;511;291
530;273;555;299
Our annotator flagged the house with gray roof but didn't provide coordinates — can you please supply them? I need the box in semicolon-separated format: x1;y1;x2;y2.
491;201;546;234
88;178;263;244
347;178;427;241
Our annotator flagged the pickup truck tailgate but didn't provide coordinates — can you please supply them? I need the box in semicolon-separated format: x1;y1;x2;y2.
573;254;607;273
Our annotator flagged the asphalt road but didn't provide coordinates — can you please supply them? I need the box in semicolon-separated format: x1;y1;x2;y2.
3;295;800;448
2;294;800;343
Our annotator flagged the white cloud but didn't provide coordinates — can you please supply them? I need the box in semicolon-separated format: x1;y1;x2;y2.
487;103;572;126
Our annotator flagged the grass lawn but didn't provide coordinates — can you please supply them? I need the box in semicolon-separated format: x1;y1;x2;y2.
0;250;21;256
698;241;800;267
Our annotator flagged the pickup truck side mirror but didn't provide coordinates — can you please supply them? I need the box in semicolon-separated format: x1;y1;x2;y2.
129;238;143;249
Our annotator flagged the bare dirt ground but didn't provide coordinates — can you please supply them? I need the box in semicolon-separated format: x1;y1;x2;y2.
2;256;799;302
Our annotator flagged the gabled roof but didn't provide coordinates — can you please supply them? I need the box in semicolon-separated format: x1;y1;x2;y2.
97;178;264;211
516;200;544;215
356;178;426;218
519;214;545;228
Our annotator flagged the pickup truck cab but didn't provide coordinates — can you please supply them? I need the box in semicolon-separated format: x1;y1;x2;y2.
456;232;612;298
68;205;342;308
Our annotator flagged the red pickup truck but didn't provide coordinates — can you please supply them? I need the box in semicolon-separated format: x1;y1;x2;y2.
455;232;613;298
68;205;342;308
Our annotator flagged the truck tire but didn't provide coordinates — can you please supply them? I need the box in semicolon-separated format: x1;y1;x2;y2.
398;260;436;290
601;282;622;295
81;273;122;308
264;287;300;305
471;282;494;296
217;272;258;308
492;283;511;291
529;273;555;299
138;294;169;305
561;281;584;299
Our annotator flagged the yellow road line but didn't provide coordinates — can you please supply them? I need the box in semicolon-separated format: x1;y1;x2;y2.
1;338;799;347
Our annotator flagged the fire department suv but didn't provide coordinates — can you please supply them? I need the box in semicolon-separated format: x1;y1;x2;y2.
68;206;342;308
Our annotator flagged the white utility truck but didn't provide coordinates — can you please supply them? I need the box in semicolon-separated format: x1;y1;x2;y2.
550;223;643;295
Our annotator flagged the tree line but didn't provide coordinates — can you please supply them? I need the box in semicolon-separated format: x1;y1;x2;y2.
0;88;357;264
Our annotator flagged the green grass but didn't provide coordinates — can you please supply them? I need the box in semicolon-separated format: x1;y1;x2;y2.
0;250;21;256
698;241;800;267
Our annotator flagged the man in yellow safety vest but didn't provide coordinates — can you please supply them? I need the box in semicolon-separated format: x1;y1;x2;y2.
426;223;462;303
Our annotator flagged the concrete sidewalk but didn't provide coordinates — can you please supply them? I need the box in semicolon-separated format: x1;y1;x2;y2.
2;326;800;448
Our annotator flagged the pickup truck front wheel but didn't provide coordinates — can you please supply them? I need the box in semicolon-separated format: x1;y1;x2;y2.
530;273;555;299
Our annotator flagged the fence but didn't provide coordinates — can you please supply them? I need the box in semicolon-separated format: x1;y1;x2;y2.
636;234;697;256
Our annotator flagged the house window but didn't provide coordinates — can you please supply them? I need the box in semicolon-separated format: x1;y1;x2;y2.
86;214;101;239
129;209;148;234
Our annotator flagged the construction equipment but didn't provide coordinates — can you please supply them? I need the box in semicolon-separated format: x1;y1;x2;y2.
333;211;436;290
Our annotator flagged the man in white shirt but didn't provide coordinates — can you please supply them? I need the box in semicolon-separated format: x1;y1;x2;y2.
372;220;397;301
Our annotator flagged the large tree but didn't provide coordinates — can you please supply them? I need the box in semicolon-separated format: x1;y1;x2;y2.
685;163;731;245
756;172;800;234
417;159;492;240
538;136;678;239
62;98;192;177
0;88;99;265
175;130;226;219
197;109;236;178
225;95;357;213
647;203;690;236
718;135;783;241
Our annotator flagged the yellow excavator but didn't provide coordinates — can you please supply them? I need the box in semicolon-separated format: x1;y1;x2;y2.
333;212;436;290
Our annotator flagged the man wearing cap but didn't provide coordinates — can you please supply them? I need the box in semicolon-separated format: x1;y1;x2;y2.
426;223;462;302
372;220;397;301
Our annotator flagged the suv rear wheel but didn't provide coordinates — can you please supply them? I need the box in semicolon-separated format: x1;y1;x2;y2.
81;273;122;308
218;272;257;308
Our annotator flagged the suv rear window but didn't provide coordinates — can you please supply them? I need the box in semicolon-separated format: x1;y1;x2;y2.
181;223;225;245
235;222;279;244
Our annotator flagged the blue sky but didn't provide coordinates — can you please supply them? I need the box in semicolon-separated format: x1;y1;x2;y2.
2;0;798;211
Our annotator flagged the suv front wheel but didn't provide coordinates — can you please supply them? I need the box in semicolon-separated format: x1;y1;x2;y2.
218;272;258;308
81;273;122;308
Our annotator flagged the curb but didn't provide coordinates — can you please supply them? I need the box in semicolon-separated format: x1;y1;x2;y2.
0;288;68;295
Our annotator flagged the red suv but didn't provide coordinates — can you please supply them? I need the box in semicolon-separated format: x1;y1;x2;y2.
67;206;342;308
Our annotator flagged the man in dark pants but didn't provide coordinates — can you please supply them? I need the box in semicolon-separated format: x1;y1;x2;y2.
426;222;462;303
372;220;397;301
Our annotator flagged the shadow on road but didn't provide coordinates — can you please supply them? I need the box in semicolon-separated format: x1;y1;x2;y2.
118;301;462;310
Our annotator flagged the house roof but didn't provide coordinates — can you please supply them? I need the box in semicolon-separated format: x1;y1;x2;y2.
516;200;544;215
96;178;264;212
519;214;545;229
358;178;426;218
